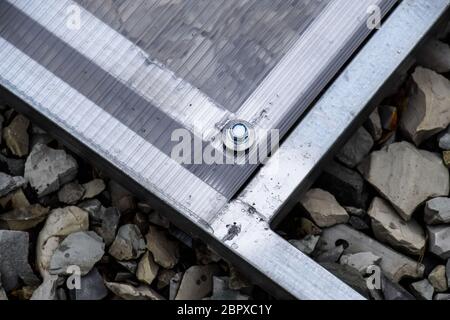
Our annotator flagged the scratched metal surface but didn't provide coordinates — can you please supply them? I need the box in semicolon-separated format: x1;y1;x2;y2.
73;0;329;111
0;0;394;218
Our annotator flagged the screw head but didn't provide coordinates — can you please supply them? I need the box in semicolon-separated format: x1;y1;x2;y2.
222;120;255;152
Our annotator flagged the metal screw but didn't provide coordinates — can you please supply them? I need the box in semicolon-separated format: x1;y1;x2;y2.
223;120;255;152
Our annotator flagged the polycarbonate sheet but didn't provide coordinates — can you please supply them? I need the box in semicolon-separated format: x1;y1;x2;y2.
74;0;329;111
0;0;395;211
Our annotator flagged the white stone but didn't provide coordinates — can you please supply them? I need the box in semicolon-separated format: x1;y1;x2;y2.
428;265;448;293
289;235;320;256
340;252;381;275
175;265;219;300
30;275;59;300
36;206;89;278
136;251;159;285
359;142;449;220
82;179;105;199
105;281;164;300
25;144;78;197
368;198;426;256
410;279;434;300
299;188;349;228
400;67;450;145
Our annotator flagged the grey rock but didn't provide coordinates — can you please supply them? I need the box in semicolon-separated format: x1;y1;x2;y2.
0;188;30;209
315;244;345;263
134;212;150;236
207;277;250;300
0;153;25;176
365;108;383;141
299;188;349;228
82;179;105;200
427;225;450;259
25;144;78;197
318;224;425;282
400;67;450;145
79;200;120;246
114;272;134;283
175;265;219;300
91;207;120;246
435;293;450;300
194;243;222;265
0;278;7;300
109;224;146;261
78;199;102;215
336;127;374;168
297;218;322;237
146;226;180;269
0;230;39;291
428;265;448;293
71;268;107;300
0;204;49;230
381;275;415;300
109;181;135;213
0;172;26;198
156;269;176;290
289;235;320;256
444;151;450;168
317;160;369;208
169;227;193;249
410;279;434;300
320;263;369;298
57;182;85;204
148;211;170;229
439;127;450;150
3;114;30;157
30;133;54;149
30;275;59;300
105;281;164;300
49;231;105;275
368;198;426;256
425;197;450;224
359;142;449;220
340;252;381;275
229;265;251;290
417;39;450;74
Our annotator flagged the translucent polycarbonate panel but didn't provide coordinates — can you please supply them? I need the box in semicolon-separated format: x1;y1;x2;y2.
74;0;329;111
